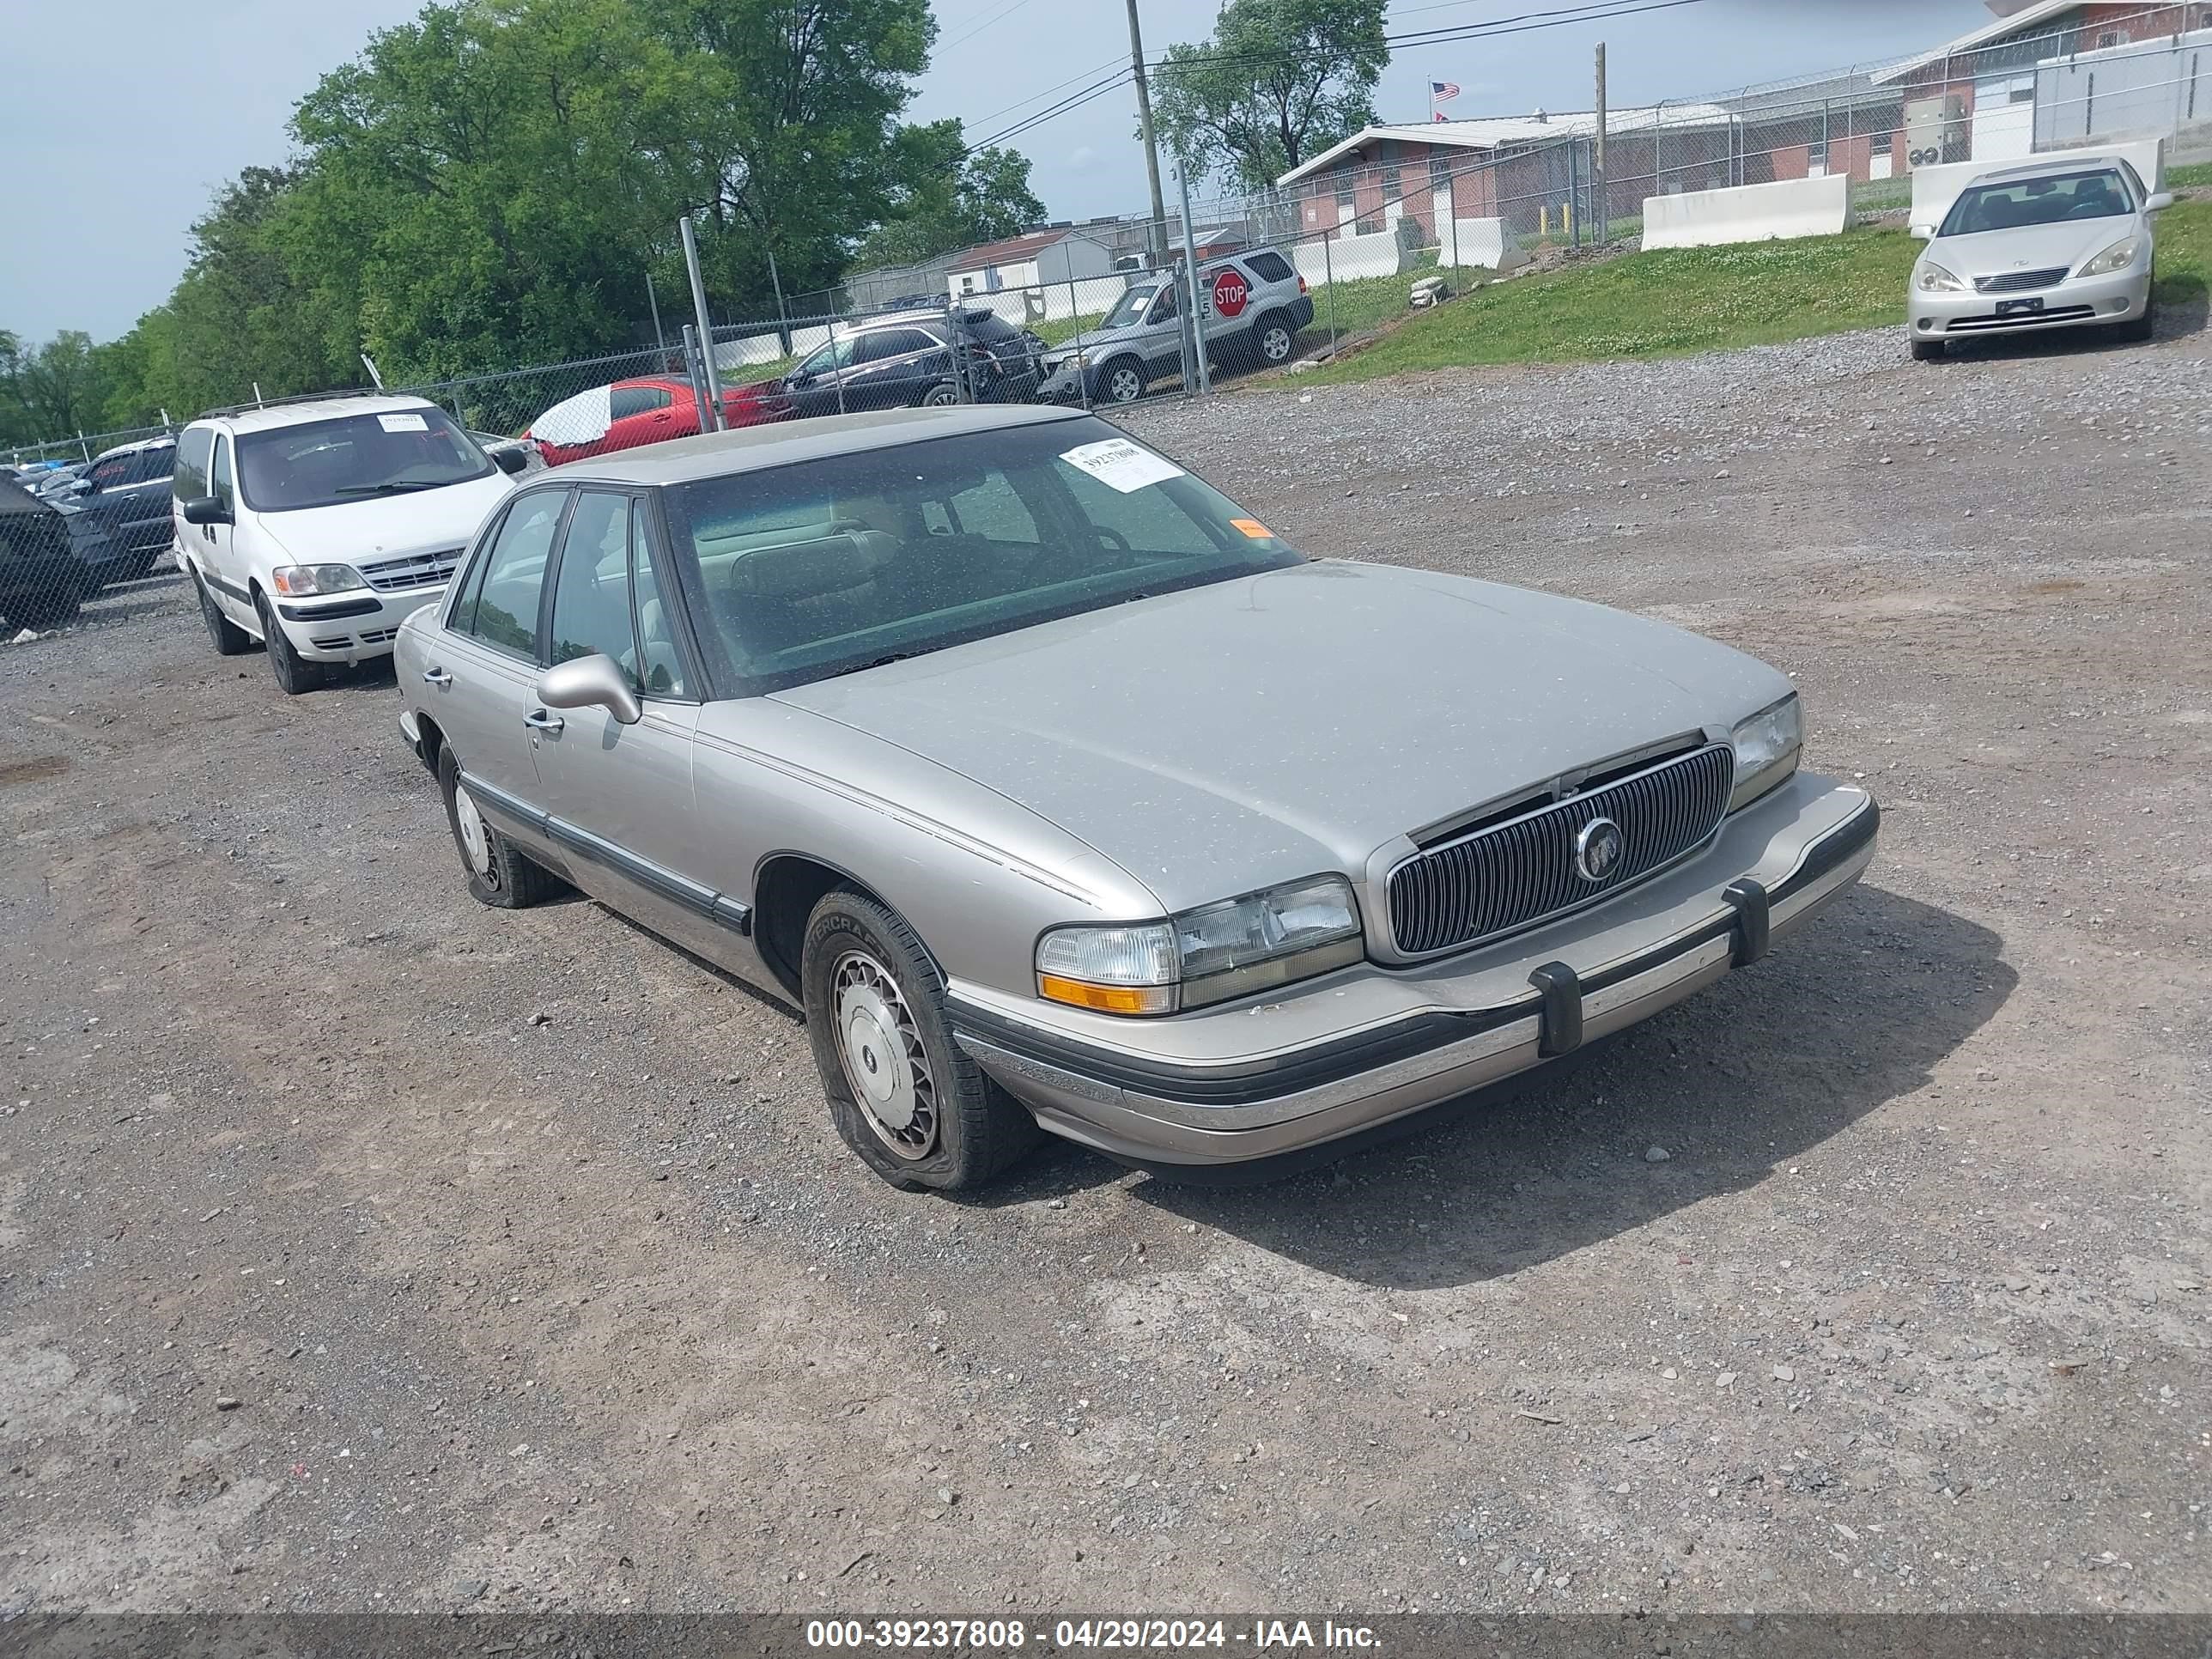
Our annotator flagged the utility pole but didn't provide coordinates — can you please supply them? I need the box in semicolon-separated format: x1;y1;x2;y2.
1593;41;1608;247
1175;157;1210;396
1126;0;1171;269
679;212;726;430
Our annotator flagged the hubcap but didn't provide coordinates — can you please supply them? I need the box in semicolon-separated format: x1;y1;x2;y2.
454;786;492;875
1263;327;1291;362
1109;368;1141;402
831;950;937;1160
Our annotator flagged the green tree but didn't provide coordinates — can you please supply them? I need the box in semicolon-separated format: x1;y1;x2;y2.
0;331;112;444
1154;0;1389;191
854;124;1046;268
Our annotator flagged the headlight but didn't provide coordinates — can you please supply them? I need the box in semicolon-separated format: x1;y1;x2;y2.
1729;694;1802;811
1914;262;1968;294
2077;233;2143;278
1036;874;1364;1016
268;563;368;597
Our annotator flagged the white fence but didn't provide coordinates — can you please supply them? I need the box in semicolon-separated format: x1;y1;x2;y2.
1291;228;1415;287
950;273;1134;327
2036;28;2212;150
1641;174;1851;250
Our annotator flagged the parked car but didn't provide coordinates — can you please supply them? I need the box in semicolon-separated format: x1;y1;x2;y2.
173;392;526;694
395;404;1879;1193
1039;248;1313;404
775;308;1043;420
526;375;792;467
57;435;176;577
0;474;121;630
33;463;88;497
1908;155;2171;361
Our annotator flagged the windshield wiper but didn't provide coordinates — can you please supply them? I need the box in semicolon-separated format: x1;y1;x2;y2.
333;480;443;495
820;650;933;680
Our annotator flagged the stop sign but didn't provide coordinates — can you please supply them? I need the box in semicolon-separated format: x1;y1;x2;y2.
1211;266;1249;319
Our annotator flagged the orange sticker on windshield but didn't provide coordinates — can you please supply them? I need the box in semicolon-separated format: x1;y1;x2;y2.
1231;518;1274;539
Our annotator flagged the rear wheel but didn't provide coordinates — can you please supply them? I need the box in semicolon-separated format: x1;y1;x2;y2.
1910;337;1945;362
192;566;253;655
800;888;1038;1192
439;746;560;909
1253;313;1297;368
920;381;961;408
257;591;326;695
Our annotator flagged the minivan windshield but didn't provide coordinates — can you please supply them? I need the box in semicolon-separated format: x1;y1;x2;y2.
660;417;1302;695
235;408;495;513
1940;168;2135;237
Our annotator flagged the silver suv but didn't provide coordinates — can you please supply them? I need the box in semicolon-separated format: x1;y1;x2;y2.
1039;247;1314;404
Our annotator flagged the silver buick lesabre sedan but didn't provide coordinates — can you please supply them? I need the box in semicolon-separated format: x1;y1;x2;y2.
396;405;1878;1191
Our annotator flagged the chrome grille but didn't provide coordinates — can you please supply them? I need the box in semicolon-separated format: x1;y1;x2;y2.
1388;744;1735;957
360;548;462;592
1974;266;2069;294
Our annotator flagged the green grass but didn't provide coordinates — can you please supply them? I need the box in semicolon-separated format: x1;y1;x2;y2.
1034;311;1109;348
1290;202;2212;385
2167;161;2212;188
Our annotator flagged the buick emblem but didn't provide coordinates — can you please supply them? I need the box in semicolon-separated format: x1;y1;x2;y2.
1575;817;1625;883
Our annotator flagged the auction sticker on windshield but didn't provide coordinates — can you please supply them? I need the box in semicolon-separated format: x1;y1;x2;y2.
377;412;428;433
1060;437;1184;495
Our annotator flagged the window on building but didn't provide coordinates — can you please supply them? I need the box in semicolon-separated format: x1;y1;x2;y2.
1334;176;1357;210
1872;129;1893;154
1381;165;1402;205
1808;141;1829;175
2095;28;2129;47
1354;212;1385;234
1429;152;1454;187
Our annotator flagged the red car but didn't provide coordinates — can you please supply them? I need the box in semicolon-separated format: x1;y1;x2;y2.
524;375;791;467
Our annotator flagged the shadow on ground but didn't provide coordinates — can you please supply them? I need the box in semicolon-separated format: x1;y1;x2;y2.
987;885;2012;1288
1939;272;2207;363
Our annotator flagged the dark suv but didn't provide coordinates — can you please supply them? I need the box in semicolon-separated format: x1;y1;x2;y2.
0;474;128;630
778;308;1046;420
55;436;176;578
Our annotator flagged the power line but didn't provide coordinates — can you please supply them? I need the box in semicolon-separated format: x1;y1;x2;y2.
939;0;1040;53
963;53;1127;131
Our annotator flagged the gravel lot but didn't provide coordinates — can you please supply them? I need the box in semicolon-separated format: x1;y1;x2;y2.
2;321;2207;1621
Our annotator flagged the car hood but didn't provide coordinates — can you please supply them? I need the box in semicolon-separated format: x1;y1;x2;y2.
1046;321;1147;362
771;561;1790;913
246;471;514;564
1929;216;2137;276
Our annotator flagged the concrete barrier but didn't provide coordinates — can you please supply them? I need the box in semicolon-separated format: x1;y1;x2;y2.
1292;228;1413;287
1440;217;1508;268
1641;174;1850;250
1908;137;2166;234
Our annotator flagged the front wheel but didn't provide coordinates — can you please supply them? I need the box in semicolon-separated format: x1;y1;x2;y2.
2116;288;2157;343
800;888;1038;1192
920;381;961;408
1910;337;1945;362
1097;359;1146;404
257;592;326;695
192;565;254;655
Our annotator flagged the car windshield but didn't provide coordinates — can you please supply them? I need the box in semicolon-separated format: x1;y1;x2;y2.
660;417;1302;695
234;408;494;513
1099;283;1160;330
1941;168;2134;236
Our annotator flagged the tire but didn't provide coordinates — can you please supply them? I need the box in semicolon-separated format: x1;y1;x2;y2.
800;887;1040;1193
1910;337;1945;362
1097;358;1147;404
2117;288;2157;343
257;590;326;695
438;746;561;909
920;382;961;408
1253;314;1297;368
192;566;254;655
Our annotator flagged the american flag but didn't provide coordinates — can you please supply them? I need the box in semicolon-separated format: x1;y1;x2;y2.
1431;81;1461;100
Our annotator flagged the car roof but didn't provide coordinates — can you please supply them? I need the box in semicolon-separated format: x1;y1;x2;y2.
93;434;176;460
189;393;440;434
550;404;1094;489
1968;155;2136;185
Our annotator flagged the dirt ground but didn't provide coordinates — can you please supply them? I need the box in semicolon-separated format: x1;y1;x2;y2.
1;321;2206;1622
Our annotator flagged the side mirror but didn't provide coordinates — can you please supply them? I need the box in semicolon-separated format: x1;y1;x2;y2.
1910;223;1935;240
179;495;230;526
537;653;641;726
489;445;529;476
2145;191;2175;213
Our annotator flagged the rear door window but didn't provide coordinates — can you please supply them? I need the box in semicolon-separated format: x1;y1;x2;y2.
466;490;567;659
173;428;213;501
609;385;674;421
1243;250;1294;283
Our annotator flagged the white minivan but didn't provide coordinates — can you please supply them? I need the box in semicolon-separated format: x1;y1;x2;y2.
173;393;523;693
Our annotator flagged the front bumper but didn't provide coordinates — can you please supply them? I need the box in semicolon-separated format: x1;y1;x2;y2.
279;586;447;663
948;773;1878;1170
1909;266;2149;339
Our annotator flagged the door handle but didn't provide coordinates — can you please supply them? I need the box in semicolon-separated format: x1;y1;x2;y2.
422;667;452;686
524;709;565;733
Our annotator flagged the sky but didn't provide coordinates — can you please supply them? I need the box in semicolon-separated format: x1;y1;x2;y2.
0;0;1995;346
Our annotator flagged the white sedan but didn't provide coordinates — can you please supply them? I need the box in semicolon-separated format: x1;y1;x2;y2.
1908;155;2172;361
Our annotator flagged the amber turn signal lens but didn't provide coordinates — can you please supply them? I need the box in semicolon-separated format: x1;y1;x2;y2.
1036;975;1175;1016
